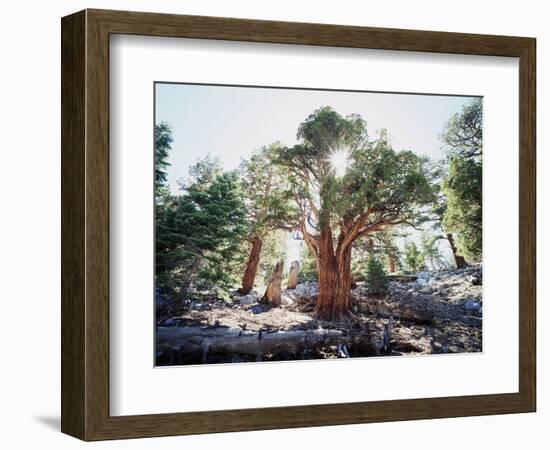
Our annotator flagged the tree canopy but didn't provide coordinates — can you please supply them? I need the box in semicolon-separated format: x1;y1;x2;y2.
274;106;434;320
155;141;248;298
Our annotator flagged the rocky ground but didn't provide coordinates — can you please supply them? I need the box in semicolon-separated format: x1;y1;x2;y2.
156;265;482;365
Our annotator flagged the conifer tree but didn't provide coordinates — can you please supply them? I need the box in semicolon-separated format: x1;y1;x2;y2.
274;107;432;320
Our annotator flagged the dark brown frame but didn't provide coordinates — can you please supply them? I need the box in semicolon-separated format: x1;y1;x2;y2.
61;8;536;441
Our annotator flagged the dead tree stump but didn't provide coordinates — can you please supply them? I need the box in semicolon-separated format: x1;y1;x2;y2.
262;261;284;306
287;261;300;289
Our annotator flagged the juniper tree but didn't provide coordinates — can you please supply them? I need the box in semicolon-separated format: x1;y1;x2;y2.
274;107;433;321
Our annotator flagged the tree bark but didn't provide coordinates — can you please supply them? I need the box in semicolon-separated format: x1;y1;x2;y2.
239;236;262;294
287;261;300;289
262;261;284;306
156;326;375;362
388;255;396;273
446;233;467;268
314;226;354;322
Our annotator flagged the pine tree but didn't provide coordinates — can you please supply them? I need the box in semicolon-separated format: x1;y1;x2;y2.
154;122;173;198
155;154;248;301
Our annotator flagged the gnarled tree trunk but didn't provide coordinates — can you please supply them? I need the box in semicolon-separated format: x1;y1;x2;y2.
262;261;284;306
239;236;262;294
446;233;467;268
315;226;353;322
287;261;300;289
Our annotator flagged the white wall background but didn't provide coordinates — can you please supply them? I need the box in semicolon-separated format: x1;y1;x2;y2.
0;1;546;448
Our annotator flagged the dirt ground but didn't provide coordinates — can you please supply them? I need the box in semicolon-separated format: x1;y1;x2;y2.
157;265;483;364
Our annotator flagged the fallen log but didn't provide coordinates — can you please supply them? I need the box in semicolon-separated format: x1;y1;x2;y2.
156;326;359;357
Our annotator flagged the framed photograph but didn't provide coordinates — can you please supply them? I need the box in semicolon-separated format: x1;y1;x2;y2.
61;9;536;441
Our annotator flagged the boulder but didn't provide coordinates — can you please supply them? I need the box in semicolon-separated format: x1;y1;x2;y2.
250;304;268;314
161;318;181;327
239;295;255;306
464;299;482;312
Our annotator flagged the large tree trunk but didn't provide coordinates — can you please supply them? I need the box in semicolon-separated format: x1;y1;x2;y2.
315;227;353;322
287;261;300;289
239;236;262;295
262;261;284;306
446;233;467;268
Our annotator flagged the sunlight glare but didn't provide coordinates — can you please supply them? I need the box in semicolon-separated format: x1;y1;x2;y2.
330;149;349;177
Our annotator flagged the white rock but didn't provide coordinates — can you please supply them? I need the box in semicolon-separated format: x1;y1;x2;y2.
281;294;294;306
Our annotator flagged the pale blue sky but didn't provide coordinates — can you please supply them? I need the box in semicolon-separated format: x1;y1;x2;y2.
155;83;476;195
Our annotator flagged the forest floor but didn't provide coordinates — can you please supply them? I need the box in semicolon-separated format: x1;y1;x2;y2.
156;265;482;365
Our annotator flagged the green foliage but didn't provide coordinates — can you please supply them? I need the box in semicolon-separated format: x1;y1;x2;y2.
155;122;173;198
441;98;482;261
298;244;318;283
403;241;425;273
257;230;287;285
240;144;299;238
364;255;389;295
156;158;248;299
183;154;222;194
441;98;482;159
442;157;482;260
275;107;434;237
420;233;443;270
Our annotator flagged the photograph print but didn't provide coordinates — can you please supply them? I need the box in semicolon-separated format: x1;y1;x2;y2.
154;83;483;366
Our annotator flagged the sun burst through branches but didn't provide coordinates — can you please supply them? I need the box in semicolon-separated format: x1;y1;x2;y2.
329;148;349;177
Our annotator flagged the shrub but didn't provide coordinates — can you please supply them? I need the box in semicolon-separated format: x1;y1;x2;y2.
365;255;389;295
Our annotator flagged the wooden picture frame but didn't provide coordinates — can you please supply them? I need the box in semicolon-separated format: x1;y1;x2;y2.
61;9;536;441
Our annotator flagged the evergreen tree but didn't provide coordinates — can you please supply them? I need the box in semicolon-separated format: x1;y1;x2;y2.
238;144;299;294
274;107;433;320
364;255;389;295
298;243;318;283
424;159;467;268
441;98;482;261
403;241;425;273
420;233;443;270
155;155;248;301
154;122;173;198
256;230;287;286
